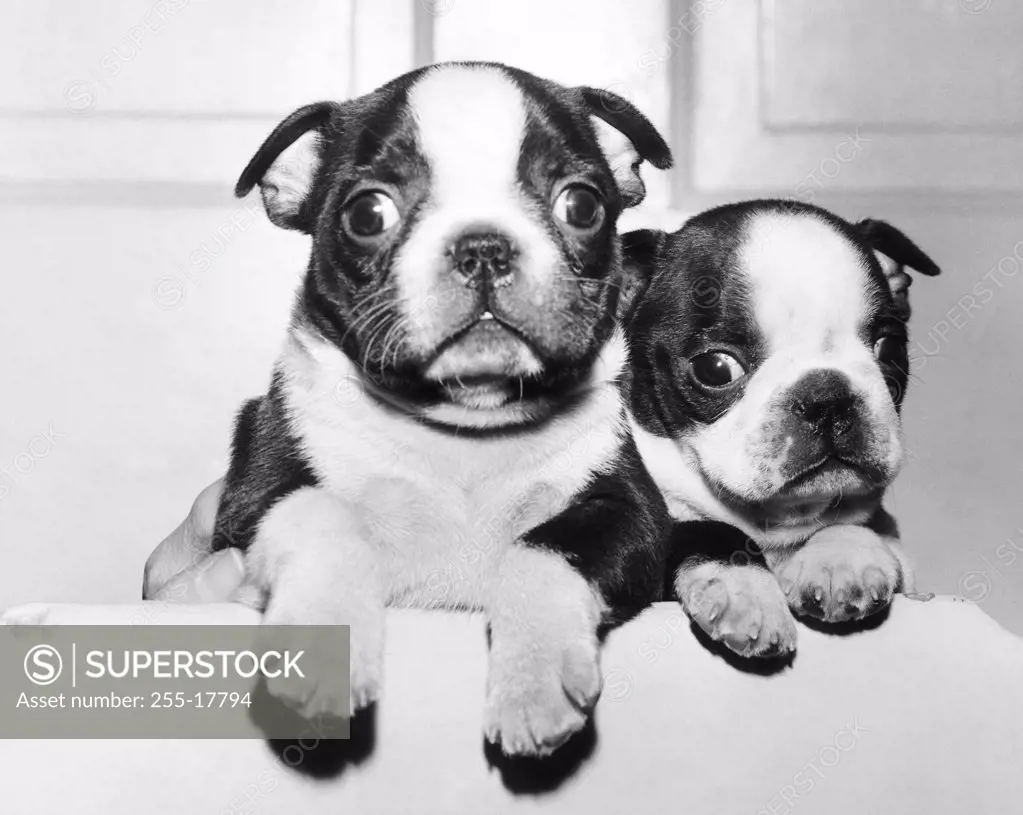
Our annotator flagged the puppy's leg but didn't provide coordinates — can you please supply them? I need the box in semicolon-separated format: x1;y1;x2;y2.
248;487;386;718
483;542;604;757
484;486;650;757
672;521;797;658
482;464;671;757
771;512;908;623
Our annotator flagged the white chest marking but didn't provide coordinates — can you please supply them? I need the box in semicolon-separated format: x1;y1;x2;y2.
277;328;628;608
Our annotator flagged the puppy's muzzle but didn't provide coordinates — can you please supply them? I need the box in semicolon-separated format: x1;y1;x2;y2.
788;369;857;438
450;231;516;290
775;367;893;491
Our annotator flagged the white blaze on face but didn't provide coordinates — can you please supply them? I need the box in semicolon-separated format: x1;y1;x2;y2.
394;64;561;353
687;212;903;503
744;213;873;352
411;64;527;216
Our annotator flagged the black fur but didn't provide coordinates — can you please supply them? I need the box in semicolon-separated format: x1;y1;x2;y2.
212;375;318;553
664;520;767;575
522;434;672;624
856;218;941;277
856;217;940;323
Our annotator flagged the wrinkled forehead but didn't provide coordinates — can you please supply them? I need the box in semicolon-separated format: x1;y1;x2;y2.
739;213;879;352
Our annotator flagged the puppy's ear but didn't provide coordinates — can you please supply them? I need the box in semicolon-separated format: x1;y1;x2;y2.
856;219;940;321
578;87;673;208
235;101;340;233
618;229;666;324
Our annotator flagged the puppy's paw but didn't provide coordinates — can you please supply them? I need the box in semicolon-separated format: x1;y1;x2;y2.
777;525;900;623
260;606;384;720
678;563;797;657
483;635;601;757
347;620;385;712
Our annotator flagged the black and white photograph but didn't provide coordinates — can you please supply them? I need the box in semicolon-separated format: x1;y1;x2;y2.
1;1;1021;812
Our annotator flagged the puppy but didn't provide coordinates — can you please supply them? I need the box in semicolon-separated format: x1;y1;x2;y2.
622;200;940;657
209;62;674;756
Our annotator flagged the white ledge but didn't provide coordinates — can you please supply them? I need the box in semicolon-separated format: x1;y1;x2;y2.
1;596;1020;814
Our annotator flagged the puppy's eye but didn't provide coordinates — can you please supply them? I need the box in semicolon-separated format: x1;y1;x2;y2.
343;191;400;238
873;336;905;367
690;351;746;389
553;185;604;230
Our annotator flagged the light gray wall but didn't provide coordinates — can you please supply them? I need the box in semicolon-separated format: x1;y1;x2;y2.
1;0;1020;636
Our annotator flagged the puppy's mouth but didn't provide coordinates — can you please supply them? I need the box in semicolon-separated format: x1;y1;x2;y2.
777;456;884;501
425;312;543;391
751;456;886;527
698;452;887;531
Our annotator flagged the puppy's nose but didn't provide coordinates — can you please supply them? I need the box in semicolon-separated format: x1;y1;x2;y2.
789;369;857;436
451;232;514;287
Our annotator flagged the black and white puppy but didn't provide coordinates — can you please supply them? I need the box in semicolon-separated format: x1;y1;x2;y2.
623;200;939;657
210;62;674;756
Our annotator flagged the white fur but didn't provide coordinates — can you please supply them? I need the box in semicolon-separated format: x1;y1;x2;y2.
247;486;387;713
484;545;605;755
630;419;846;549
394;65;562;354
248;325;628;611
772;524;913;620
674;558;797;656
745;213;874;350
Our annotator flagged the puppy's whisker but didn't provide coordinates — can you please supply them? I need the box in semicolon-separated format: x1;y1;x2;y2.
348;284;396;321
387;321;411;371
358;314;391;351
361;316;396;372
346;307;393;347
342;289;398;348
378;320;407;377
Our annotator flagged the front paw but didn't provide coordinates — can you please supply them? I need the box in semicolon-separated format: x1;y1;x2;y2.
261;606;384;720
483;634;601;757
677;563;798;658
777;525;900;623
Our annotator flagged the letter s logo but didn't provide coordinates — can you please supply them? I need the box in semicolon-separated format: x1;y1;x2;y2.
24;645;63;686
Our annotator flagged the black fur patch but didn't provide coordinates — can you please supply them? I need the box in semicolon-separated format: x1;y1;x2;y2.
521;432;673;623
212;373;318;552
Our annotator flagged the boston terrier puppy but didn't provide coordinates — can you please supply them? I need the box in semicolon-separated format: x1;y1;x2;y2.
210;62;674;756
622;200;940;658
